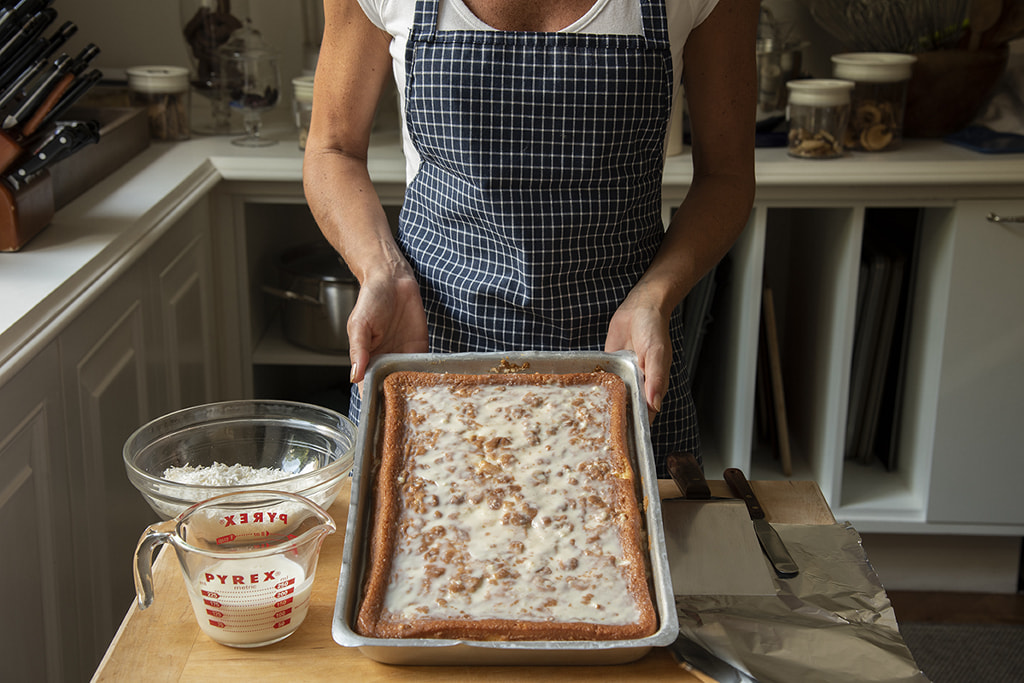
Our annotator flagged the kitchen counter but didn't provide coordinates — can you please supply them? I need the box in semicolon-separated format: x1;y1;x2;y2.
92;478;836;682
2;127;1023;383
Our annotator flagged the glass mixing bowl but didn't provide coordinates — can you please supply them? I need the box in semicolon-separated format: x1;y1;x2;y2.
124;400;356;520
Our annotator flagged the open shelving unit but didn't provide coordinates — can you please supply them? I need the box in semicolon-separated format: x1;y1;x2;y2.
219;143;1024;535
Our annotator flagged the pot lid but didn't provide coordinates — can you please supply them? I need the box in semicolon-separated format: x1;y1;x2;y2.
280;243;356;283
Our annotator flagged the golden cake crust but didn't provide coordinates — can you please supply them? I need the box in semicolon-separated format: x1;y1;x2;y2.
356;370;656;641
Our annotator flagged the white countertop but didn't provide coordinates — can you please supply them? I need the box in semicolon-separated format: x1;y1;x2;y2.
2;124;1023;379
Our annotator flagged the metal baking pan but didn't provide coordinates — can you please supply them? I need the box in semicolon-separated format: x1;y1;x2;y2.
331;351;678;665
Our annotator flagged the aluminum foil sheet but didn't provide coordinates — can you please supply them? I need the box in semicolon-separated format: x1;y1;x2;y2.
675;522;929;683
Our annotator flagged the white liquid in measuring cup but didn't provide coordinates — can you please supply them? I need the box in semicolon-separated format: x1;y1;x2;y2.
187;554;313;647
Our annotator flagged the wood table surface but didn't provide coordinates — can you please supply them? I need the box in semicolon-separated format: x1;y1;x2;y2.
93;479;834;682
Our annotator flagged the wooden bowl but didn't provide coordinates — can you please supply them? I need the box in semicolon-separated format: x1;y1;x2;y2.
904;47;1009;138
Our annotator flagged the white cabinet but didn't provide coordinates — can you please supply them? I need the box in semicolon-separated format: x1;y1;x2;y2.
928;201;1024;525
60;259;156;667
0;345;77;683
148;197;220;414
0;199;221;680
58;198;221;672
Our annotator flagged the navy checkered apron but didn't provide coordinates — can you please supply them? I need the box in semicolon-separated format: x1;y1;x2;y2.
353;0;699;476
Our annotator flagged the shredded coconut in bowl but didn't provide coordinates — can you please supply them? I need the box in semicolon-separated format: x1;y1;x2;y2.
162;462;293;486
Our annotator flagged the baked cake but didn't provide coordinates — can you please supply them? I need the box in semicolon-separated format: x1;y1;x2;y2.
356;370;657;641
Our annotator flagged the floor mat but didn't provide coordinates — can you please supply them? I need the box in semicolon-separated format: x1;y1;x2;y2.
898;622;1024;683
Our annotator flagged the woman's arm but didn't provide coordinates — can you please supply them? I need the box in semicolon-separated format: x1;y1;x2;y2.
303;0;428;384
606;0;758;416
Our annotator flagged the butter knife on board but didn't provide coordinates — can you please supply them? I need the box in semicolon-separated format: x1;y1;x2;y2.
723;468;799;578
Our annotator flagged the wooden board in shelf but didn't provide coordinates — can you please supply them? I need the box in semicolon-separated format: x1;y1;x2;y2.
253;316;352;367
761;286;792;477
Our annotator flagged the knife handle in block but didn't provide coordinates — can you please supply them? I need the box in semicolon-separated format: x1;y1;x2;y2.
723;468;765;520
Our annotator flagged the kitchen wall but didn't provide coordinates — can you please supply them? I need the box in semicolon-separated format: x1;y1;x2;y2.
54;1;836;84
52;0;1021;103
52;1;315;84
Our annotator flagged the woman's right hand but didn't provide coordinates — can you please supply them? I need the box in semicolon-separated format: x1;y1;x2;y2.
347;271;429;385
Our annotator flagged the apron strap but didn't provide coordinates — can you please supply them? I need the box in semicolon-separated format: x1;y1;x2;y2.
412;0;440;40
639;0;670;46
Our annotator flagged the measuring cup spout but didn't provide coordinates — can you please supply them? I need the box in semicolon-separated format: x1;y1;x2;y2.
133;520;176;610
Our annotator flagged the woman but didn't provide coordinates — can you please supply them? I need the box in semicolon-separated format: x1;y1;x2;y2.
304;0;757;476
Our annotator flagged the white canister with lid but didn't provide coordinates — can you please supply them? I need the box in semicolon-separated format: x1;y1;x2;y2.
127;66;191;142
831;53;917;151
786;79;853;159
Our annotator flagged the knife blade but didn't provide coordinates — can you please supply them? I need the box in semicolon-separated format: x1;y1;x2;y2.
723;467;799;578
0;18;75;87
0;7;54;66
2;52;70;131
0;46;49;111
0;19;76;89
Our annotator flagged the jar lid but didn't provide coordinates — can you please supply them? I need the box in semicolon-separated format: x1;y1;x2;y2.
126;66;190;94
787;79;854;106
292;75;315;102
831;53;917;83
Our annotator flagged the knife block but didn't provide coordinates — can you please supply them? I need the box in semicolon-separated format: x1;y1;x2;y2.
0;128;56;252
0;128;23;173
1;171;55;252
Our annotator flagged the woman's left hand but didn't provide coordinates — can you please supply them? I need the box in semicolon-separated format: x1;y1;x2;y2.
605;286;673;422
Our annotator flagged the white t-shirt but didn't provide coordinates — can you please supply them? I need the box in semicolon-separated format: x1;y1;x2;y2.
355;0;721;179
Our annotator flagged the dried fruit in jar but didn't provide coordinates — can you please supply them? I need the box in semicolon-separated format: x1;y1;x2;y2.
847;99;898;151
788;128;844;158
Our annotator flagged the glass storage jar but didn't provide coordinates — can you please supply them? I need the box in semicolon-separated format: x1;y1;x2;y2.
831;53;917;152
127;66;191;142
786;79;853;159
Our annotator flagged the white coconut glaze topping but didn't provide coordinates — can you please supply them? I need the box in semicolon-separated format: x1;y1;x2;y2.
382;380;640;626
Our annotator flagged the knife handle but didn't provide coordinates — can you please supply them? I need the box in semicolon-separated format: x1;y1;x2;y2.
723;468;765;520
667;452;711;499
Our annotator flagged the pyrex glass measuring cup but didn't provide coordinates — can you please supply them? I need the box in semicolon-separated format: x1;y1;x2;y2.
134;490;335;647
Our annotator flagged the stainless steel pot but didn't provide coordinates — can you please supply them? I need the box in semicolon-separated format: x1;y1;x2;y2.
263;242;358;354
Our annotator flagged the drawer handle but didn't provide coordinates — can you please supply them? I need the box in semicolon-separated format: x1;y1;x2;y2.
986;212;1024;224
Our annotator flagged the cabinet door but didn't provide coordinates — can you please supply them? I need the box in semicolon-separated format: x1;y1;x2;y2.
59;263;159;670
928;201;1024;525
0;345;78;682
148;199;219;413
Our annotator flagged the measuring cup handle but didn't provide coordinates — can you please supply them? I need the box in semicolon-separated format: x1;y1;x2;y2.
133;521;175;610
